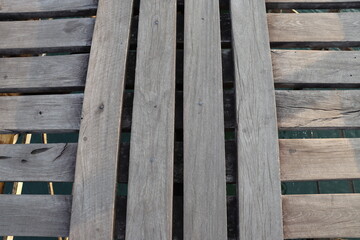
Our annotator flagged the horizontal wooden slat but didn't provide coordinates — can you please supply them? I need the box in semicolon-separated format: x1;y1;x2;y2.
0;195;71;237
280;138;360;181
283;194;360;239
272;50;360;88
0;94;83;133
266;0;360;8
0;18;94;55
0;0;97;19
0;54;88;93
276;90;360;130
268;13;360;48
0;143;76;182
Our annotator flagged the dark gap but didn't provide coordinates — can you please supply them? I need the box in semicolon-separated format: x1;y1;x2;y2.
0;11;97;21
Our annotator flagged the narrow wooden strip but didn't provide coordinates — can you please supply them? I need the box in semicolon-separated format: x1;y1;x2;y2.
184;0;228;239
272;50;360;88
0;54;88;93
231;0;283;239
0;195;71;237
125;0;176;239
283;194;360;239
276;90;360;130
0;18;94;55
0;143;76;182
268;13;360;48
0;94;82;133
69;0;133;239
266;0;360;8
0;0;97;19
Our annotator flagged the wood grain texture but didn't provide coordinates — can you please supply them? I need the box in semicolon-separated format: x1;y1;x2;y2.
184;0;228;239
283;194;360;239
0;143;76;182
266;0;360;8
69;0;133;239
0;0;97;19
231;0;283;239
0;94;82;133
0;18;94;55
272;50;360;88
0;54;88;93
280;138;360;181
276;90;360;130
0;195;71;237
125;0;176;239
268;13;360;48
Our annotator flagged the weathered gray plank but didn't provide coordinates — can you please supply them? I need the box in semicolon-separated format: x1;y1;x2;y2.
0;94;82;133
0;195;71;237
0;54;88;93
0;143;76;182
0;18;94;55
283;194;360;239
69;0;133;239
268;13;360;48
266;0;360;8
231;0;283;239
125;0;176;239
184;0;228;239
276;90;360;130
0;0;97;19
272;50;360;88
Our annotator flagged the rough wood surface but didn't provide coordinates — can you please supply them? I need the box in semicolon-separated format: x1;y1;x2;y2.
125;0;176;239
283;194;360;239
0;143;76;182
0;195;71;237
268;13;360;48
0;18;94;55
266;0;360;8
69;0;133;239
0;94;82;133
272;50;360;88
183;0;228;239
0;54;88;93
276;90;360;130
231;0;283;239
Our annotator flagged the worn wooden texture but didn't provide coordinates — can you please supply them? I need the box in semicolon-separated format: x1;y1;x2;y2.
184;0;228;239
0;54;88;93
283;194;360;239
231;0;283;239
266;0;360;8
272;50;360;88
0;143;76;182
69;0;133;239
268;13;360;48
0;0;97;19
276;90;360;130
0;94;82;133
0;18;94;55
125;0;176;239
0;195;71;237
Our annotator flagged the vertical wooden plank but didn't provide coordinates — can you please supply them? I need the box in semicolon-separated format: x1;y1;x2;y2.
231;0;283;239
183;0;228;239
69;0;133;239
125;0;176;239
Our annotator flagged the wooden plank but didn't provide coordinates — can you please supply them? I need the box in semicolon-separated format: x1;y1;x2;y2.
0;54;88;93
0;0;97;19
0;143;76;182
184;0;228;239
272;50;360;88
283;194;360;239
276;90;360;130
266;0;360;8
0;195;71;237
125;0;176;239
0;18;94;55
231;0;283;239
268;13;360;48
0;94;82;133
69;0;133;239
280;138;360;181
